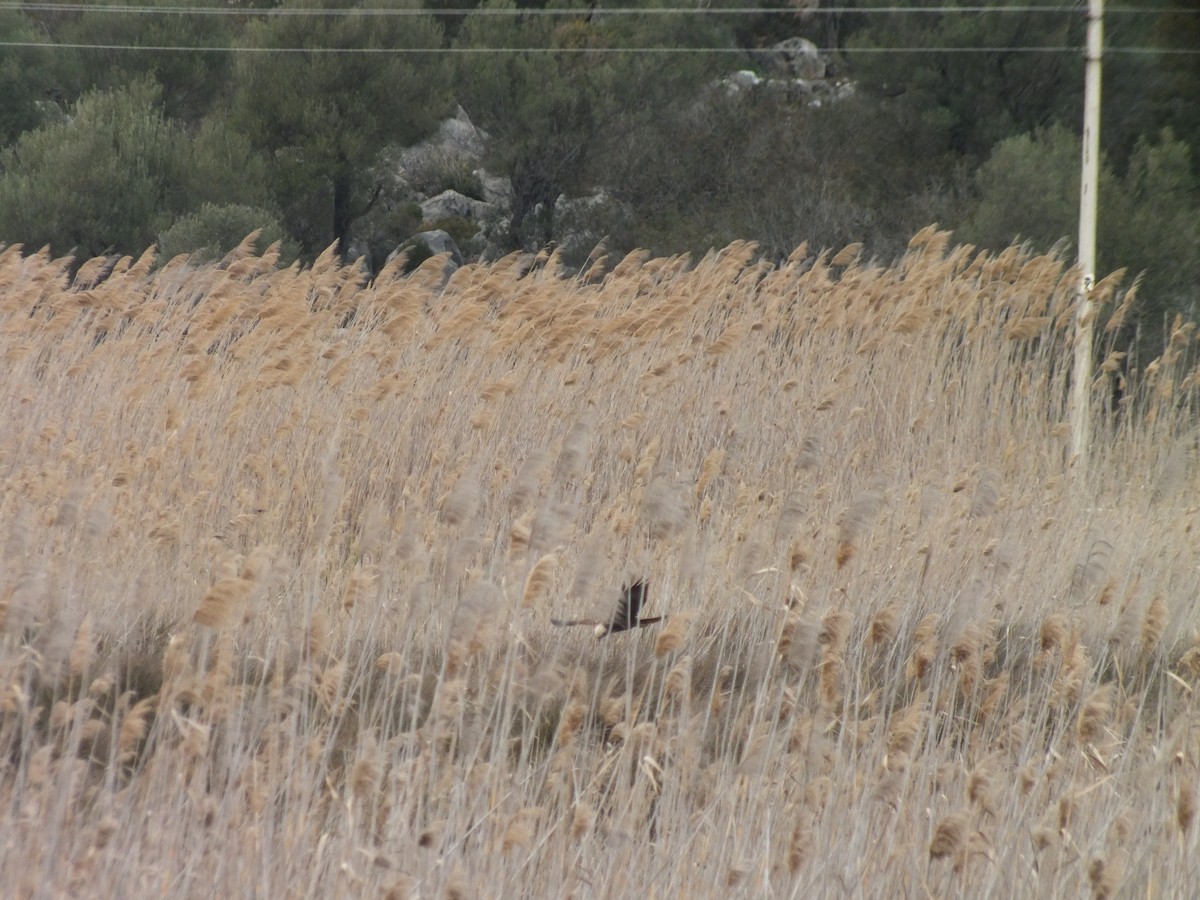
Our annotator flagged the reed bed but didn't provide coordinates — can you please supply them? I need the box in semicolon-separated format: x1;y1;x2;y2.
2;229;1198;897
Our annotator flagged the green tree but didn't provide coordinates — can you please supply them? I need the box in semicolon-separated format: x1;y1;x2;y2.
17;0;238;124
0;79;271;257
231;0;450;257
845;0;1084;159
454;0;738;250
1103;1;1200;175
961;125;1200;357
960;125;1106;253
601;85;954;262
0;9;60;145
1117;130;1200;332
158;202;299;263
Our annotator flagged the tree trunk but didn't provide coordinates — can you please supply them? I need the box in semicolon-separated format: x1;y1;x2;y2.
332;166;352;260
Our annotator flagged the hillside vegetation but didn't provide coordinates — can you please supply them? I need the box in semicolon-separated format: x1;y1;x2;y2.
2;230;1199;897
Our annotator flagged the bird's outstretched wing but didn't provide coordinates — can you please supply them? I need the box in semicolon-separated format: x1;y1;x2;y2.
608;579;648;634
551;578;659;638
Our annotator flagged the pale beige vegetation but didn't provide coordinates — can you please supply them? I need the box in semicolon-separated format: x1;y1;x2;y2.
2;228;1199;897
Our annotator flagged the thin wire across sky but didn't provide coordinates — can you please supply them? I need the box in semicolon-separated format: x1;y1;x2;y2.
2;3;1196;54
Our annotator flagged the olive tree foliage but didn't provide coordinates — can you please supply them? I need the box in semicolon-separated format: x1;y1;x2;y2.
0;10;60;146
453;0;739;251
961;124;1200;357
844;0;1084;160
158;202;298;264
27;0;238;122
230;0;451;257
595;84;956;264
0;79;270;258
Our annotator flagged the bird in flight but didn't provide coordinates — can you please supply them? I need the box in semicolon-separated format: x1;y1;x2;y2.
551;579;662;638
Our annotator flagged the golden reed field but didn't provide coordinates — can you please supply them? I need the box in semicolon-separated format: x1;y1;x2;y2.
2;228;1199;898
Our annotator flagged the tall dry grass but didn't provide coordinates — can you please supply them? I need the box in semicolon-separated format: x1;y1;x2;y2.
2;228;1198;897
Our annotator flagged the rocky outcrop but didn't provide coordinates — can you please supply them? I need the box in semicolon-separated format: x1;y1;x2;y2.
720;37;852;106
757;37;827;81
386;229;464;278
419;189;491;224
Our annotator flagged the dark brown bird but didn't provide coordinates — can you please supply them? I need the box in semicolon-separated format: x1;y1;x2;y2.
551;579;662;638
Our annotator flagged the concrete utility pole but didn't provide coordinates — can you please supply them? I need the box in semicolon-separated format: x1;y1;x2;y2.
1071;0;1103;473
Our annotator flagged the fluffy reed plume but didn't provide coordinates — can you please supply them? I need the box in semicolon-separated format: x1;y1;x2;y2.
928;810;968;861
643;475;689;540
351;735;382;805
521;553;558;610
1038;613;1068;662
445;581;502;676
966;761;998;817
1178;777;1196;835
950;623;988;695
633;437;660;487
1141;595;1168;656
1088;855;1123;900
118;696;156;765
779;609;821;672
1076;684;1115;745
905;614;939;683
69;614;94;679
663;654;692;704
886;695;925;766
655;612;692;658
831;242;863;267
555;698;587;747
868;600;899;649
193;576;253;629
570;803;593;840
818;610;850;705
307;607;329;661
787;539;811;574
509;509;534;556
439;464;481;526
341;563;377;613
696;447;725;498
501;807;543;853
555;413;594;482
835;486;884;569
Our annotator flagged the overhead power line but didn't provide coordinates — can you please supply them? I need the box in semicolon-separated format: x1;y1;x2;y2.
2;39;1196;54
0;41;1072;53
4;3;1197;15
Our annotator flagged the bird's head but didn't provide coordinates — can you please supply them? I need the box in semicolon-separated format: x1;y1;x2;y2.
593;624;608;639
